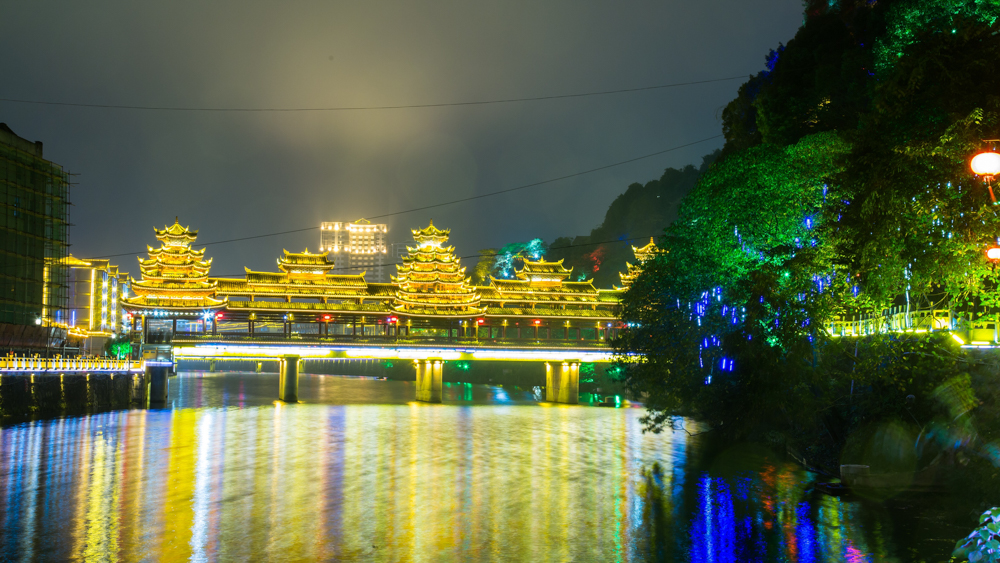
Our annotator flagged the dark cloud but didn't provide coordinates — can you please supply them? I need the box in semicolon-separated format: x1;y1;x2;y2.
0;1;802;277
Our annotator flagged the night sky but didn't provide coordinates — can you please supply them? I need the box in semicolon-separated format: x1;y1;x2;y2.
1;1;802;278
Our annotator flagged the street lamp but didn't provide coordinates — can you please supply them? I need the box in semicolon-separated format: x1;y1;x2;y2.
971;147;1000;203
988;246;1000;261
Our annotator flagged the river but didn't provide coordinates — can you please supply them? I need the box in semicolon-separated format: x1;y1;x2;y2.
0;371;971;561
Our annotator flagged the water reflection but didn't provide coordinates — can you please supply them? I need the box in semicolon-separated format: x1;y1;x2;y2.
0;372;934;561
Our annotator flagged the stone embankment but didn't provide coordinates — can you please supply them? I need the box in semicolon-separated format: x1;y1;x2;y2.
0;356;146;421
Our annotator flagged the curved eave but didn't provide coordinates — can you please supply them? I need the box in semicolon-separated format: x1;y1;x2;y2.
131;279;218;290
482;310;616;320
154;223;199;238
489;289;599;298
246;282;368;289
481;301;602;308
140;258;211;270
396;292;480;301
148;245;206;256
397;261;460;269
393;309;484;319
139;274;210;283
397;279;472;287
225;300;390;313
122;299;226;312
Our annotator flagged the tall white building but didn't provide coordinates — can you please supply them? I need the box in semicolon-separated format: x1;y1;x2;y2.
320;219;389;281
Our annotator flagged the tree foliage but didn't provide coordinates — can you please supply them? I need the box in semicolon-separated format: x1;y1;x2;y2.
955;508;1000;562
614;0;1000;477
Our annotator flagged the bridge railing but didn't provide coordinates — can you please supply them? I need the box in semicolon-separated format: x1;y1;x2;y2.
170;332;613;349
826;305;1000;345
827;308;953;337
0;356;143;372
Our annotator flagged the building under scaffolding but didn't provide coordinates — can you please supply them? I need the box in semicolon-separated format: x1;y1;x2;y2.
0;123;69;352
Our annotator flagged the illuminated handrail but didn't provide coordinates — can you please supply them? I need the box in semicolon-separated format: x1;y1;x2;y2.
0;355;143;373
826;306;987;341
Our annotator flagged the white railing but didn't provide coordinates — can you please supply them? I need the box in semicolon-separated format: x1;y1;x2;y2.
0;356;143;373
827;306;1000;346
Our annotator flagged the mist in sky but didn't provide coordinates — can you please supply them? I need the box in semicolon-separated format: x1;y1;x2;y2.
0;1;802;277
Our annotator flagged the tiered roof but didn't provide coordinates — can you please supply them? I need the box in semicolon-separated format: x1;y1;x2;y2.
392;221;482;317
515;258;573;286
479;258;619;319
277;249;336;281
154;220;199;245
618;238;663;289
218;248;372;302
123;219;226;311
129;219;626;321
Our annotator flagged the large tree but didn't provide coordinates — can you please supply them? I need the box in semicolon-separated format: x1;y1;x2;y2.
615;0;1000;472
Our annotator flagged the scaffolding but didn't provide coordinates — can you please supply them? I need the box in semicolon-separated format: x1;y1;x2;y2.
0;124;69;343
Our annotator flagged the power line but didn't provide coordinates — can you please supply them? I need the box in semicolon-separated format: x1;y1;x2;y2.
91;133;720;260
0;76;747;113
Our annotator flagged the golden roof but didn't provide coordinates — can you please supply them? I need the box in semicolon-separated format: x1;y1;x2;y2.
63;254;94;267
278;249;335;267
412;220;449;237
633;237;663;262
618;238;663;289
122;294;226;311
154;219;198;242
148;244;206;257
239;269;368;287
394;221;482;316
409;220;451;248
139;255;211;268
120;219;223;313
490;278;598;295
515;258;573;282
483;307;616;320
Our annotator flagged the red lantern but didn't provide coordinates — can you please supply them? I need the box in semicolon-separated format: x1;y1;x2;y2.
972;150;1000;203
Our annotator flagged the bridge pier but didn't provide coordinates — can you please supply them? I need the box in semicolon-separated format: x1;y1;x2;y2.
279;355;299;402
256;361;263;373
147;364;170;406
415;358;443;403
545;360;580;404
208;359;216;372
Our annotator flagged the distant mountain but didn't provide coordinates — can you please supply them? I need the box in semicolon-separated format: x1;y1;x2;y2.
547;150;719;288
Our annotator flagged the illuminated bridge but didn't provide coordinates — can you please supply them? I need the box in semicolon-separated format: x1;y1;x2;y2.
121;220;650;405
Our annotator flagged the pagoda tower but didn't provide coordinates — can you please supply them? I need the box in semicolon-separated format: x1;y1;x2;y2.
122;219;225;313
618;238;663;289
393;221;482;317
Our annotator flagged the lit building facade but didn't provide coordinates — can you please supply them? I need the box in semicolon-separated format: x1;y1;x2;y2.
63;255;129;353
319;219;388;281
